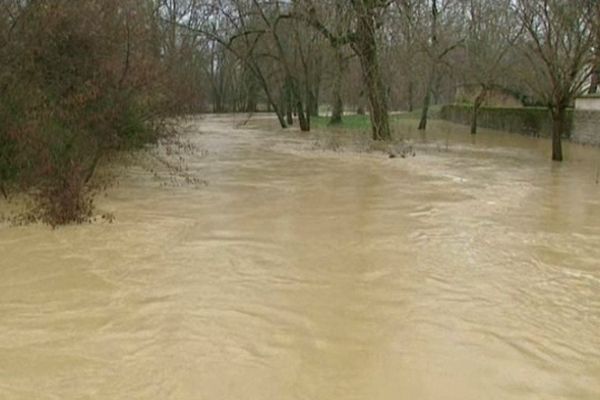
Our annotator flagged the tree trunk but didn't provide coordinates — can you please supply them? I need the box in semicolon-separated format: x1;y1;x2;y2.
590;46;600;94
418;83;432;130
244;75;258;112
253;67;286;128
330;49;344;125
407;80;414;112
353;2;391;141
309;89;319;117
588;71;600;94
285;74;309;131
551;107;565;162
418;62;437;130
212;87;224;113
470;105;479;135
419;0;438;131
272;87;287;128
245;95;257;113
470;88;486;135
357;91;366;115
285;82;294;125
590;68;599;94
297;100;310;132
0;183;8;200
330;76;343;124
274;104;287;129
330;96;343;124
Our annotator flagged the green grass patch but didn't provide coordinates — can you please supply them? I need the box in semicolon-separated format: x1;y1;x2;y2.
310;108;435;132
311;114;374;130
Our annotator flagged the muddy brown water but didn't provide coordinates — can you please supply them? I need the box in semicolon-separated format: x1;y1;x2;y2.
1;115;599;399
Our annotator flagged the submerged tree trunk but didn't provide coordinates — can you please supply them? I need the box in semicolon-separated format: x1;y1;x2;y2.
0;183;8;200
296;99;310;132
353;2;390;141
551;106;566;162
285;74;310;132
284;81;294;125
274;104;288;129
244;75;259;113
470;105;479;135
253;67;285;128
470;88;486;135
418;76;433;130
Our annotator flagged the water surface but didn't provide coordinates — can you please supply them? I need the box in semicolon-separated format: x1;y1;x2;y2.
1;115;599;399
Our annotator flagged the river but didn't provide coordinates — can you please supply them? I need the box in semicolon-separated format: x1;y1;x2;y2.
1;115;599;399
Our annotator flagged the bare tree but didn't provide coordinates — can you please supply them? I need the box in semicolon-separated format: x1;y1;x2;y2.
179;1;290;127
417;0;464;130
393;0;422;112
461;0;523;134
1;0;204;224
351;0;392;139
294;0;353;125
516;0;595;161
302;0;392;140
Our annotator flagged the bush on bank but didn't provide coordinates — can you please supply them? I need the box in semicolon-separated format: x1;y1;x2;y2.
0;1;204;226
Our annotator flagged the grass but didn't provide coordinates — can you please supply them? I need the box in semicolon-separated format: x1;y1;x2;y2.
310;107;439;132
311;114;375;130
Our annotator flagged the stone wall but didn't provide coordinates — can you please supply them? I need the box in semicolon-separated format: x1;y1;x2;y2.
439;105;573;138
440;104;600;146
572;110;600;146
455;86;523;108
575;96;600;111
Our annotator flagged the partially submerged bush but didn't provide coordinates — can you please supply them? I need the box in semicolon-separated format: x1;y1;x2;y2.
0;0;204;226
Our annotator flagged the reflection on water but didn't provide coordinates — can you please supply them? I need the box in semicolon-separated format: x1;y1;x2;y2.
1;115;599;400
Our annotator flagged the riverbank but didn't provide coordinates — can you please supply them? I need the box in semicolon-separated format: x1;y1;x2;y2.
253;113;600;170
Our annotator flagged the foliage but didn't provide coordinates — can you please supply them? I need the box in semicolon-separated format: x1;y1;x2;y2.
0;0;205;226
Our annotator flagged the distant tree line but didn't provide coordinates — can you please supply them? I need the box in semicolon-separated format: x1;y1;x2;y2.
192;0;599;162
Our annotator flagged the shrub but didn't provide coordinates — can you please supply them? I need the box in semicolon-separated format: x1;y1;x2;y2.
0;0;202;226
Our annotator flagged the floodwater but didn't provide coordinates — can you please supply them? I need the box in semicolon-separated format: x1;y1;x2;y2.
1;115;599;400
